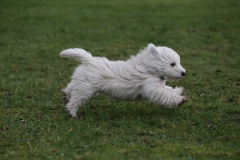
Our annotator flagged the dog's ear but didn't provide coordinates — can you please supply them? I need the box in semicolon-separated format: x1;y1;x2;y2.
147;43;159;57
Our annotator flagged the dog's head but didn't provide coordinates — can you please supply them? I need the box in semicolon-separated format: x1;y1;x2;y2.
145;43;186;81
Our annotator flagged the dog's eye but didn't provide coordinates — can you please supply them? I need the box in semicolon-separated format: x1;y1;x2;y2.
170;63;176;67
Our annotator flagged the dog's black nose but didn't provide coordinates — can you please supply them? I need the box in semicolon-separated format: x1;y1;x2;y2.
181;72;186;76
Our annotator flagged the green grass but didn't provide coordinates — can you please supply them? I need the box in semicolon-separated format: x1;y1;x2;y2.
0;0;240;159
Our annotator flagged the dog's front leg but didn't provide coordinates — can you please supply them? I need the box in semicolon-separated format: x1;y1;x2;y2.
165;86;185;96
142;82;187;107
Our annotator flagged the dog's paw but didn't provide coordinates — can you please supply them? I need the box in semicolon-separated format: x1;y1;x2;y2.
175;87;184;96
69;108;77;117
178;96;187;105
62;90;70;105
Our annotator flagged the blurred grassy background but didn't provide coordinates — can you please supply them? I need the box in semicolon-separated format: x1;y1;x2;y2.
0;0;239;159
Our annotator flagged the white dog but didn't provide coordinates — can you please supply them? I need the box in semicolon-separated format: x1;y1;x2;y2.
60;44;187;117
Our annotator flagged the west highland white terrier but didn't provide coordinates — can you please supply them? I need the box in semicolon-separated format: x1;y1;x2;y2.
60;44;187;117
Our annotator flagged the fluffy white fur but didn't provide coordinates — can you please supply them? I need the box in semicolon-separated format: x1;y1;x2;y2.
60;43;187;117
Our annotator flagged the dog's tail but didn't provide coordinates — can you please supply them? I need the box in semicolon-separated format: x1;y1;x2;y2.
60;48;93;64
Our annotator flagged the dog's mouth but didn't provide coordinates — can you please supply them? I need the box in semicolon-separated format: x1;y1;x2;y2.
158;75;182;81
168;77;183;81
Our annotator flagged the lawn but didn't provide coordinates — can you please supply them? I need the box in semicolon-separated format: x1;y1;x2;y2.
0;0;240;159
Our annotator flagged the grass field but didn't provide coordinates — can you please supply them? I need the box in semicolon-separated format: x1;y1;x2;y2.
0;0;240;159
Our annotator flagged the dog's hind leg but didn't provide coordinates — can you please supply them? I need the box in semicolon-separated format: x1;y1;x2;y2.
65;83;95;117
62;89;70;105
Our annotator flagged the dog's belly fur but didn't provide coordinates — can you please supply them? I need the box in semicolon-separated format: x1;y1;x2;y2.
99;80;143;101
72;62;145;101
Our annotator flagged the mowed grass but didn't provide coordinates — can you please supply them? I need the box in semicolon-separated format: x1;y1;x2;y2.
0;0;240;159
